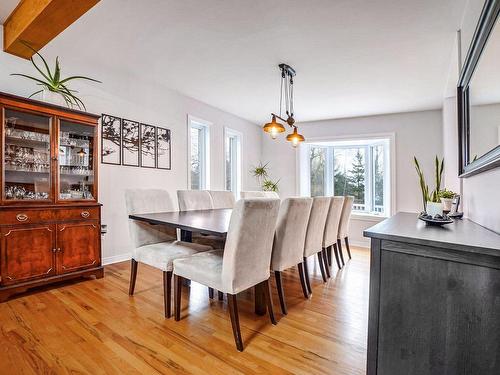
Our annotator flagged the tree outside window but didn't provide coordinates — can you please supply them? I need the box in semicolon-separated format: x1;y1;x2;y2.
306;140;389;216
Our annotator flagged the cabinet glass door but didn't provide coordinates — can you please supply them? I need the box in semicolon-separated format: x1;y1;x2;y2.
58;120;95;200
3;109;52;201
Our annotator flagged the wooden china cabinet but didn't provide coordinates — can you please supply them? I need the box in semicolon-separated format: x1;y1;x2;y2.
0;92;103;302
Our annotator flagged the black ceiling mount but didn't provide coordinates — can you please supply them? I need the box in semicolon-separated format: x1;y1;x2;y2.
278;63;296;77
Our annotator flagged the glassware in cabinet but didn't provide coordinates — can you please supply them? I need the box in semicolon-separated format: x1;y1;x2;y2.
58;119;95;200
3;109;51;201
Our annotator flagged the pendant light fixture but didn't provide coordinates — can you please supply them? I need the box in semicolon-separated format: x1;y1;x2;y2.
77;148;87;157
262;63;305;147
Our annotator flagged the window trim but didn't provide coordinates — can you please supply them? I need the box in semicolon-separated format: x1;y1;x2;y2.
187;115;211;190
297;132;396;217
223;127;242;197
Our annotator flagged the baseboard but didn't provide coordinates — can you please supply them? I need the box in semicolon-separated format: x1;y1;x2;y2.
102;252;131;266
348;238;370;249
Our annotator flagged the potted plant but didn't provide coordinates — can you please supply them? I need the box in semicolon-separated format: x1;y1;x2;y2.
439;189;456;212
251;162;280;192
11;43;100;110
414;156;444;217
262;179;280;192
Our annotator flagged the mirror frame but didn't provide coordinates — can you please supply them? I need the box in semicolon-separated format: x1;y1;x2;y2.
458;0;500;177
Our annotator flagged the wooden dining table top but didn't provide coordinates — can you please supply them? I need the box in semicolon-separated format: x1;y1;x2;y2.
129;208;232;236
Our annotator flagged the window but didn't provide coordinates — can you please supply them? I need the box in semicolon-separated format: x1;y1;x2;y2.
310;146;327;197
301;137;392;216
224;128;242;195
188;116;210;190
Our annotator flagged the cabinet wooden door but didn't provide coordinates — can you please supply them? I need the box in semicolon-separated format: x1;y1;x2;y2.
56;221;100;274
0;225;55;285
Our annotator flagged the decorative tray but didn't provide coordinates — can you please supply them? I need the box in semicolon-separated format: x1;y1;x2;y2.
418;213;454;226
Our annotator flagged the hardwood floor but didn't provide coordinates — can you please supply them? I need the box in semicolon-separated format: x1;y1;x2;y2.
0;247;369;375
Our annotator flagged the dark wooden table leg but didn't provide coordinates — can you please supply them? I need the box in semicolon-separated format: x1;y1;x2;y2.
180;229;192;286
254;282;267;316
180;229;192;242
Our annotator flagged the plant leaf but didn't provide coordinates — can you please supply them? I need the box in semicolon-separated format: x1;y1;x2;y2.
28;89;44;98
53;57;61;84
59;75;102;84
11;73;51;86
29;56;52;83
21;41;54;81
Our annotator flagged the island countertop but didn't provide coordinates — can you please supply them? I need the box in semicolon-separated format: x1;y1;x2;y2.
363;212;500;257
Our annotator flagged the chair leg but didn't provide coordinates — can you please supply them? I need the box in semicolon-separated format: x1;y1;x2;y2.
218;291;224;301
303;257;312;296
297;262;310;298
326;245;332;267
129;259;138;295
333;243;342;269
317;252;328;282
337;239;345;266
322;248;331;278
227;294;244;351
345;237;352;259
174;275;182;321
262;279;277;325
208;287;214;299
163;271;172;318
274;271;287;315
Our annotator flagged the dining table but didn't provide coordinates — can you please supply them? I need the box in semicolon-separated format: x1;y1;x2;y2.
129;208;268;315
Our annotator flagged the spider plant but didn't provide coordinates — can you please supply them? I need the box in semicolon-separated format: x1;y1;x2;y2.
11;42;101;111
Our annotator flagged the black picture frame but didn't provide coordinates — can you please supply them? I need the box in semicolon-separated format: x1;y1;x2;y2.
458;0;500;177
101;114;121;165
156;127;172;170
140;123;156;168
121;119;140;167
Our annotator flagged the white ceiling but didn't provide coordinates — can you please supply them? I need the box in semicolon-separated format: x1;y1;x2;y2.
1;0;468;124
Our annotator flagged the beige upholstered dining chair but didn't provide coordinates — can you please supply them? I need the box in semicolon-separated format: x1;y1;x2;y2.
240;191;279;199
302;196;331;296
270;197;313;314
337;196;354;265
209;190;236;209
125;189;211;318
173;198;280;351
323;196;345;271
177;190;214;211
177;189;225;297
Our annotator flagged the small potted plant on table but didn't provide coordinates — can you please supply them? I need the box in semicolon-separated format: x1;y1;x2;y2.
439;189;456;212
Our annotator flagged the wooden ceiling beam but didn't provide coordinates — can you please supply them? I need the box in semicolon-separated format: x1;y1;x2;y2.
3;0;100;59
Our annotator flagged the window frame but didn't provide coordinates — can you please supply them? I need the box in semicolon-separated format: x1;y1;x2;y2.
298;133;396;219
224;127;242;197
187;115;211;190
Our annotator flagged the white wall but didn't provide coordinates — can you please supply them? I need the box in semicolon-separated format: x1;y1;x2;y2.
442;0;500;234
0;27;262;264
262;110;443;246
442;96;462;194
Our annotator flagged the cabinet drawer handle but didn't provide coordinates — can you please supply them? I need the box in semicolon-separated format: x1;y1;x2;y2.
81;211;90;218
16;213;28;222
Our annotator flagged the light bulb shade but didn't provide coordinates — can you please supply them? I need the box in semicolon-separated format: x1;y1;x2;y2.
286;127;305;146
263;115;285;136
77;148;87;157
